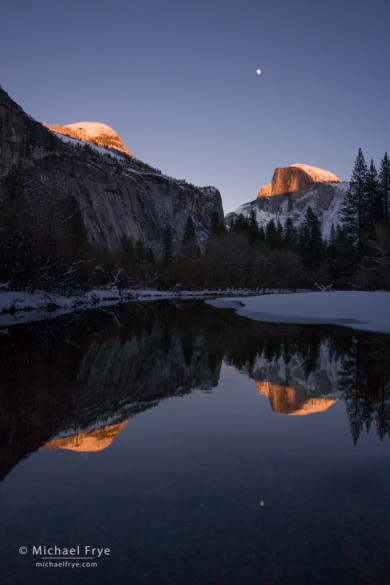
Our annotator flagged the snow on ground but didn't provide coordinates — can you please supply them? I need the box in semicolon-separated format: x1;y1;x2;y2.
0;288;253;329
2;288;389;334
207;291;390;334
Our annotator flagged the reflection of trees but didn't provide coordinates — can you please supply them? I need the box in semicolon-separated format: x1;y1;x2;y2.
1;301;389;481
338;332;390;443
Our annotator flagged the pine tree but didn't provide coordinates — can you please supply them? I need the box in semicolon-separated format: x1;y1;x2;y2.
162;225;174;262
379;152;390;219
232;213;249;232
248;210;259;245
65;195;88;251
120;236;134;265
276;218;284;248
299;207;323;267
326;223;338;281
283;218;298;250
210;210;224;235
145;247;155;264
265;219;277;248
182;215;196;244
258;225;266;241
341;148;370;258
135;239;145;264
366;159;382;222
181;216;199;258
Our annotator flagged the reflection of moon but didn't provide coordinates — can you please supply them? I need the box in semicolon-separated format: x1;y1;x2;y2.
256;69;261;75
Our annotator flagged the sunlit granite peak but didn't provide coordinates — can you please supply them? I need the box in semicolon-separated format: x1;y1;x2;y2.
43;420;130;452
258;163;342;198
45;121;134;156
256;381;338;415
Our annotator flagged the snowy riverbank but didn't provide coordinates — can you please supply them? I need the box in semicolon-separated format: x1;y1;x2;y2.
207;291;390;334
0;287;261;329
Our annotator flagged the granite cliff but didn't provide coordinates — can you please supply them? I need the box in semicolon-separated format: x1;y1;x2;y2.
228;163;347;238
44;121;135;156
0;87;224;251
258;163;341;198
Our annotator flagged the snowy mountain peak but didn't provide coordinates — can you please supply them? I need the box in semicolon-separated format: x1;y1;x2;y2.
258;163;342;198
66;122;120;138
288;164;342;184
45;121;134;157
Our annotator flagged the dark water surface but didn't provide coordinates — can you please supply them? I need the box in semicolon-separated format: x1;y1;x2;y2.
0;300;389;585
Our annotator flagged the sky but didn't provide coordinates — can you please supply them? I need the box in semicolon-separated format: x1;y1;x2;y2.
1;0;389;213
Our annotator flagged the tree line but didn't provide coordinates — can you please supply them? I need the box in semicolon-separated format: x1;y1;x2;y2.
149;148;390;290
0;148;389;293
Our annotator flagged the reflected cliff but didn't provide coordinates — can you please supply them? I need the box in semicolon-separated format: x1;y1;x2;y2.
0;300;389;481
256;381;338;415
43;420;130;452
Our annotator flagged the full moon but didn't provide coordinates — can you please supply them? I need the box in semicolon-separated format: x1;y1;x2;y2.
256;69;261;75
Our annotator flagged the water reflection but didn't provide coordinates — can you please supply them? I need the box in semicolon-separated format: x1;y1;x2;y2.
255;381;338;415
0;301;389;482
44;420;130;452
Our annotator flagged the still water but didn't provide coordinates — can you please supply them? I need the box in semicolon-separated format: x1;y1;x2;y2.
0;300;389;585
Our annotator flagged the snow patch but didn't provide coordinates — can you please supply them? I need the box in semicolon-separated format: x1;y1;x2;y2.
289;164;342;183
208;291;390;334
234;182;349;239
64;122;120;139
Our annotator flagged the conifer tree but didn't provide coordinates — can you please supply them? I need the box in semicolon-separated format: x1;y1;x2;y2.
276;219;284;248
182;215;196;244
379;152;390;219
120;236;134;268
181;216;199;258
265;219;277;248
299;207;323;267
135;239;145;264
232;213;249;232
341;148;370;258
366;159;382;222
145;247;155;264
258;225;266;242
162;225;174;262
249;210;259;245
283;218;298;250
210;210;224;235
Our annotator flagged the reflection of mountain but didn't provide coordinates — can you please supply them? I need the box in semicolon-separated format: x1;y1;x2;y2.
44;420;130;452
243;342;340;415
256;381;338;415
0;302;221;482
1;301;389;482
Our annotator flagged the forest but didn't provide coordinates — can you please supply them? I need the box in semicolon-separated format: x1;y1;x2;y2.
0;148;389;293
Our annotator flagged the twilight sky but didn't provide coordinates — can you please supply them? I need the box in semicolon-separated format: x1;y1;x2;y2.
1;0;389;213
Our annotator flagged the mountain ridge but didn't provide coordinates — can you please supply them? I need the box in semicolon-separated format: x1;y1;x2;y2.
228;163;348;238
44;121;135;157
258;163;342;198
0;86;224;252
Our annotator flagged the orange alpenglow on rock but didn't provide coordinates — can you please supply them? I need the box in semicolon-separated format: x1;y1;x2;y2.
258;163;342;199
43;419;130;453
256;381;338;415
45;121;134;157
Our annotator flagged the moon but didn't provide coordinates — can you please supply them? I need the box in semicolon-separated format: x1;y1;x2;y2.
256;69;261;75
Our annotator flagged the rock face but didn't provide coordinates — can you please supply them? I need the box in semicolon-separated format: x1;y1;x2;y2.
43;420;130;452
0;87;224;251
45;121;135;156
258;163;341;198
228;163;347;239
256;381;338;415
247;341;340;416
